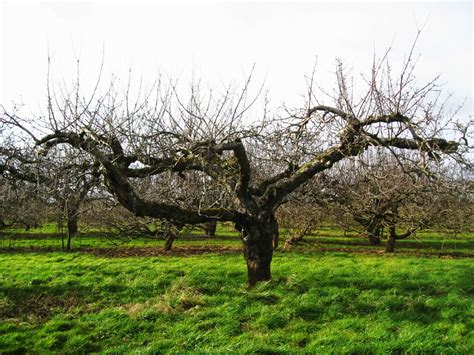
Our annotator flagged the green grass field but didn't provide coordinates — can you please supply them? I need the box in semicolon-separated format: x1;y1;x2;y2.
1;227;473;353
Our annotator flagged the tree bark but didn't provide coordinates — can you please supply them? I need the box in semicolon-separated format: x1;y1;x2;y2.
385;225;414;253
66;211;79;251
244;238;272;287
354;215;382;246
385;233;396;253
163;232;176;251
240;216;277;287
368;233;381;246
367;223;382;246
162;221;180;251
204;221;217;237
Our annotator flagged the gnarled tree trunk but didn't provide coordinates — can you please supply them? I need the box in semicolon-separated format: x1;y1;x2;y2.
163;232;176;251
65;201;81;251
385;224;414;253
368;232;381;245
240;215;278;287
162;221;181;251
204;220;217;237
66;214;78;251
354;215;383;246
367;221;382;246
385;229;396;252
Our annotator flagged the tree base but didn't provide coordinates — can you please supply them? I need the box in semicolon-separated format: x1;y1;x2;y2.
246;258;272;287
368;235;381;246
385;238;396;252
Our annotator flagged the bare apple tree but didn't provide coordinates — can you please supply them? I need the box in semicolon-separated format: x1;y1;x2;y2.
277;175;330;248
0;141;48;231
329;151;431;247
2;42;468;286
429;166;474;238
0;115;103;251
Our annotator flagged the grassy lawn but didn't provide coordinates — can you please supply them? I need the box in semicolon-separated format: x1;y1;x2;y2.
1;245;473;353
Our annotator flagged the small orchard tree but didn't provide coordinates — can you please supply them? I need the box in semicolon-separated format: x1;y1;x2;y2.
277;175;329;248
329;151;438;248
44;155;100;250
0;145;48;231
2;42;468;286
429;169;474;238
279;200;323;248
82;197;183;251
0;178;46;232
0;142;99;250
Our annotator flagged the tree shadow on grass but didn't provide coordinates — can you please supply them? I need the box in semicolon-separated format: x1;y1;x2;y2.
0;284;90;320
293;262;474;325
0;279;172;322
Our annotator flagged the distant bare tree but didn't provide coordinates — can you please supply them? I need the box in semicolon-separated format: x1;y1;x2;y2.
278;176;328;248
82;198;183;250
429;168;474;238
0;144;47;230
0;178;46;231
330;151;449;252
0;136;99;249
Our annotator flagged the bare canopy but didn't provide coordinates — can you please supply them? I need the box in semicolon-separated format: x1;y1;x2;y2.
1;42;468;286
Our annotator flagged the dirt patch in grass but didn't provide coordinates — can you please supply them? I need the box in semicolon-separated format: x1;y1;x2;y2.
287;245;473;258
0;245;241;256
308;238;473;249
83;245;241;257
0;244;471;258
0;231;238;240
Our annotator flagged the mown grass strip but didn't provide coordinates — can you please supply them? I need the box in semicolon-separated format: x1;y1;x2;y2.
1;250;472;353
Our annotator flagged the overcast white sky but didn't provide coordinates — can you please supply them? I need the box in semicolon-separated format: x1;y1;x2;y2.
1;1;472;118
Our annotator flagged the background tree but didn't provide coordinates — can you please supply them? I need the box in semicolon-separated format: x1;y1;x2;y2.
0;131;100;250
330;151;434;248
82;197;184;251
0;143;48;230
0;178;46;232
277;175;329;248
429;168;474;238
